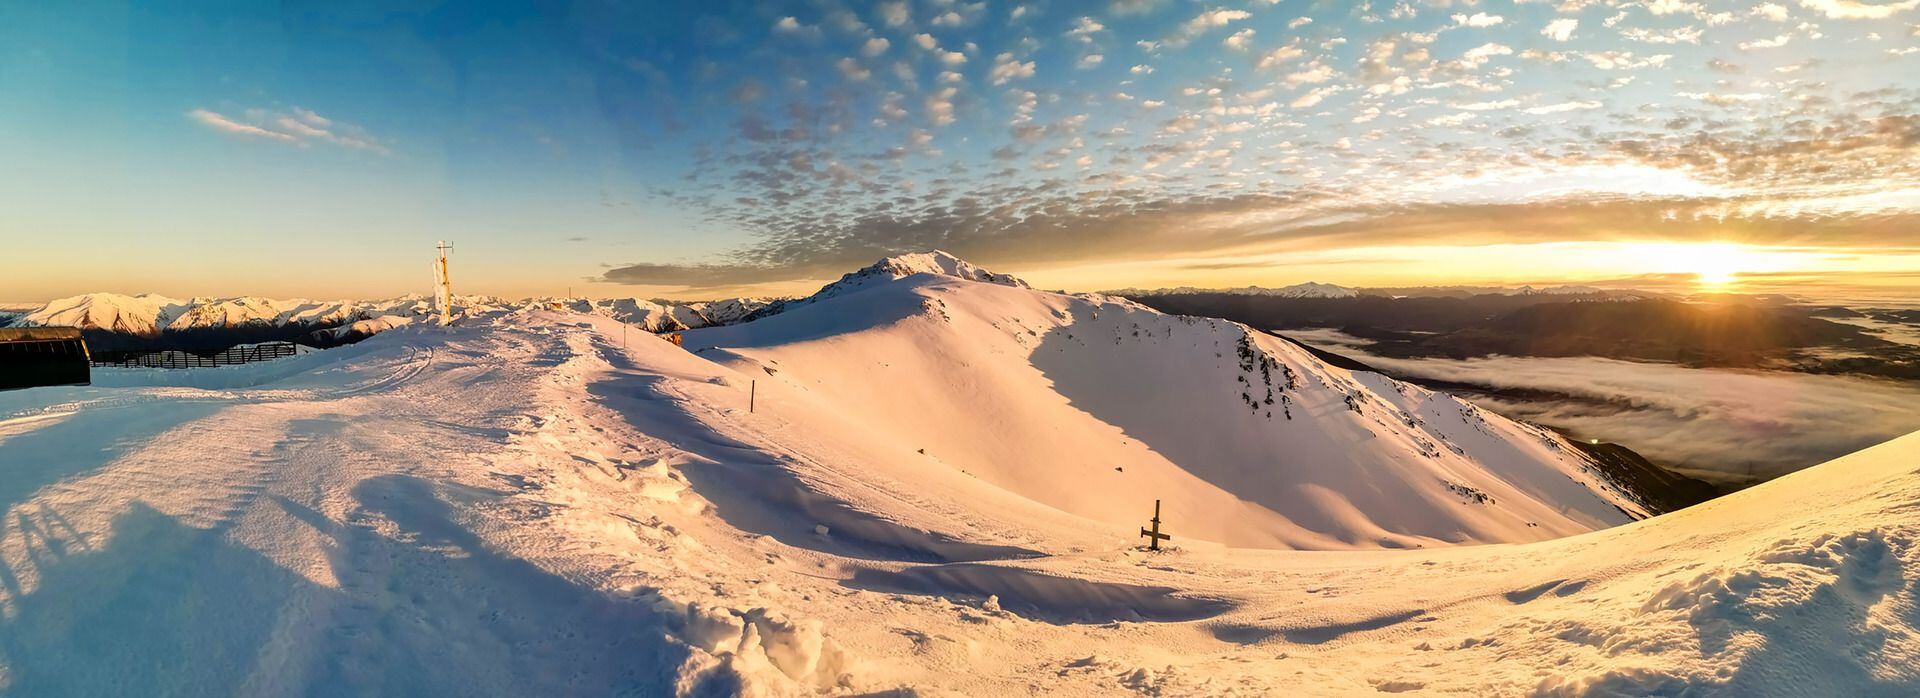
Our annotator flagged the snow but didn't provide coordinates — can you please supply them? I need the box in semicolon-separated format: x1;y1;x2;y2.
683;263;1645;550
9;292;767;339
538;297;772;334
0;253;1916;695
22;293;193;334
308;314;421;341
741;250;1029;322
17;292;436;335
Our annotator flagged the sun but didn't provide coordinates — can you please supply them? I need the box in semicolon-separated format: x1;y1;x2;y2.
1692;256;1740;288
1631;241;1751;289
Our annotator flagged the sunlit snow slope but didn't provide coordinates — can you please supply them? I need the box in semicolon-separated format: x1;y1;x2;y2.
684;252;1646;550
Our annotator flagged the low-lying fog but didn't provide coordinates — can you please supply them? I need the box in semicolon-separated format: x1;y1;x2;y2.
1288;328;1920;487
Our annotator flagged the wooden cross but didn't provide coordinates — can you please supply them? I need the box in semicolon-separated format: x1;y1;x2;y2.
1140;499;1170;551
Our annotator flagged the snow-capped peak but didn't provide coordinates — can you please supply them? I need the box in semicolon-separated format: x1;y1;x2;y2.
22;292;192;335
741;251;1028;322
861;250;1030;289
1263;282;1358;299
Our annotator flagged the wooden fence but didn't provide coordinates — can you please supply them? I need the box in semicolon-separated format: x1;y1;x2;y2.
92;341;300;369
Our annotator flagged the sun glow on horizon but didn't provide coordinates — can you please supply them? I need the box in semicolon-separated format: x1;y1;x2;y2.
1018;240;1916;298
1641;241;1756;289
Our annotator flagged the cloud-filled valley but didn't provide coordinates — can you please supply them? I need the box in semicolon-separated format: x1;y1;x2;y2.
1292;328;1920;484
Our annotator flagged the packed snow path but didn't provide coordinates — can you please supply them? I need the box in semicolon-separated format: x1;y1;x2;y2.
0;310;1917;695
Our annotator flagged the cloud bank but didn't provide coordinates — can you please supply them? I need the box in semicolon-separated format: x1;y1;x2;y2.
1309;339;1920;484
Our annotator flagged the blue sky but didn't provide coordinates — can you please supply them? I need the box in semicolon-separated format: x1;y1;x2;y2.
3;0;1918;300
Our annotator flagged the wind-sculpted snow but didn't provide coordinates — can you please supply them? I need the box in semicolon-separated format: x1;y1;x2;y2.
1;254;1918;695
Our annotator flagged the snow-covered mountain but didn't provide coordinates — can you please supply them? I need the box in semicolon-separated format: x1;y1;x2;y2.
9;291;770;338
543;296;775;333
741;250;1026;322
1111;281;1362;299
18;293;196;334
15;292;451;335
686;252;1649;549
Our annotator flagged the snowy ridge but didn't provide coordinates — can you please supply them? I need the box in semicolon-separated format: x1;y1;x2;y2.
21;293;194;334
688;253;1647;550
741;250;1028;322
12;291;769;338
545;297;774;333
311;314;421;341
18;292;458;335
865;250;1030;288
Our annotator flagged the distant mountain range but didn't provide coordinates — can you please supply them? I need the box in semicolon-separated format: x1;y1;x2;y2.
0;292;775;346
1122;286;1909;372
1106;282;1361;299
1107;282;1654;300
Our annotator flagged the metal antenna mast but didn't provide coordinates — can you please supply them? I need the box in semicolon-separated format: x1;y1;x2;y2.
434;241;455;326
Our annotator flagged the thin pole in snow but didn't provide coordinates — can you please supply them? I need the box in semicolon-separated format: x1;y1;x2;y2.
750;380;756;413
1140;499;1170;551
434;240;455;327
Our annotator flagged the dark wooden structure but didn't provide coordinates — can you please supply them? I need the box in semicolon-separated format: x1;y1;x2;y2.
0;327;91;390
1140;499;1170;551
91;341;300;369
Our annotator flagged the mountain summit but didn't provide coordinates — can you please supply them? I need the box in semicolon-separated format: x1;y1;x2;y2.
858;250;1030;289
689;251;1650;549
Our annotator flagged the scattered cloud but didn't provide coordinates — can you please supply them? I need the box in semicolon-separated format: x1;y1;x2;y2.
877;1;909;27
1171;9;1251;45
603;1;1920;300
1542;18;1578;41
1753;3;1793;21
189;109;297;143
188;107;388;154
835;57;871;81
1797;0;1920;19
1257;45;1305;69
990;53;1036;84
1739;34;1793;50
1285;62;1335;86
1452;12;1505;27
772;16;822;40
1223;28;1256;52
1523;100;1602;114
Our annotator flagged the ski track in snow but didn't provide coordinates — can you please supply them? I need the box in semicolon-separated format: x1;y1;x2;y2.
0;293;1917;694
